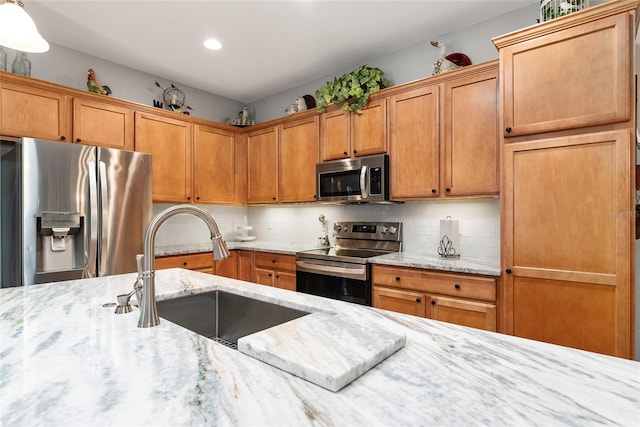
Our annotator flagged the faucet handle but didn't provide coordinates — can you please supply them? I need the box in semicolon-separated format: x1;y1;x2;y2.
136;254;144;277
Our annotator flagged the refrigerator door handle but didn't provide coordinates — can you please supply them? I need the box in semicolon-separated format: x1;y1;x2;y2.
87;161;98;277
99;161;109;276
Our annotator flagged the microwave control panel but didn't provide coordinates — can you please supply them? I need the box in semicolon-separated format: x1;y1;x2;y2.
369;167;382;195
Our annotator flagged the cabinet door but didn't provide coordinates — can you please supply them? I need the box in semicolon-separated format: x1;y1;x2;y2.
429;295;496;332
73;97;134;150
275;271;296;291
373;286;426;317
279;116;319;202
135;112;193;203
214;250;237;279
388;86;439;199
320;108;350;161
499;12;631;137
351;98;386;157
0;81;70;141
443;68;499;196
247;126;278;203
237;250;255;282
194;125;235;204
503;130;632;357
255;268;275;287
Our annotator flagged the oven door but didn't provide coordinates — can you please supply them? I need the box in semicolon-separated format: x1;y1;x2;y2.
296;259;371;306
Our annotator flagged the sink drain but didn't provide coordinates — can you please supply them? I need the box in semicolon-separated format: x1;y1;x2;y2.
210;336;238;350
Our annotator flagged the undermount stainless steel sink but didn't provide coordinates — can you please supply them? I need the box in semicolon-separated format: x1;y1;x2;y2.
157;290;310;349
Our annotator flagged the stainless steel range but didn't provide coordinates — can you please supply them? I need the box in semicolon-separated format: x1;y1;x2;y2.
295;221;402;306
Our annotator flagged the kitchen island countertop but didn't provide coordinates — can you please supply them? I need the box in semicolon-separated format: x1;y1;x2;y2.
1;269;638;426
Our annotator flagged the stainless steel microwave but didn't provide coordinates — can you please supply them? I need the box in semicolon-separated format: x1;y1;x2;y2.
316;154;389;203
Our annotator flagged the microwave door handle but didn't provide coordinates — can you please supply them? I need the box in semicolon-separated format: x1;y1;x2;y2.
360;165;368;199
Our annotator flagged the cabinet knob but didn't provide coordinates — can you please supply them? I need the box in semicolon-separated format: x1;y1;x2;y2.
395;276;400;281
313;195;317;199
505;127;512;133
353;150;357;154
431;300;436;305
186;197;191;201
75;138;81;143
343;151;348;155
272;197;276;200
415;298;421;303
454;283;460;289
272;259;276;263
268;273;272;277
445;188;451;192
431;189;436;193
183;262;188;266
60;136;66;141
276;275;280;279
505;268;512;274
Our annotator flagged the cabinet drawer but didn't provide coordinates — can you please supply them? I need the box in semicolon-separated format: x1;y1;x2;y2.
373;286;426;317
372;265;496;302
254;252;296;272
155;252;214;271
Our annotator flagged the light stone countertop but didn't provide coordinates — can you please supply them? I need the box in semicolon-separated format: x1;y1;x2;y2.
370;252;501;276
155;240;317;256
156;241;500;276
1;269;638;426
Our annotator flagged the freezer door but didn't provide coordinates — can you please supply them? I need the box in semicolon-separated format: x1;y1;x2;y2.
97;147;152;276
20;139;96;285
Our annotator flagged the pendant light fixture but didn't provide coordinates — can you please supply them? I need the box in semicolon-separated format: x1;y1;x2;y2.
0;0;49;53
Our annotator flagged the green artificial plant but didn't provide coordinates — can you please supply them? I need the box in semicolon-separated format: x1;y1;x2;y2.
315;65;388;114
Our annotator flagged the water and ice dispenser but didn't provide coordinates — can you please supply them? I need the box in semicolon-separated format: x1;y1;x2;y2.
36;212;84;274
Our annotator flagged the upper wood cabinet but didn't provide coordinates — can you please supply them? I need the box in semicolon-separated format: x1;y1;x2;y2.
247;126;278;203
320;98;386;161
388;85;440;199
0;78;71;142
135;111;193;203
247;117;319;204
495;9;632;137
193;124;235;204
73;97;134;150
442;67;499;196
388;62;499;200
278;116;319;202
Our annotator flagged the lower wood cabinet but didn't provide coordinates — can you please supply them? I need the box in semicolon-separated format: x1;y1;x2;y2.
155;252;214;274
372;264;497;332
254;251;296;291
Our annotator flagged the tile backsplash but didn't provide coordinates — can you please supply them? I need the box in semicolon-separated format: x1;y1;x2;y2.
153;199;500;260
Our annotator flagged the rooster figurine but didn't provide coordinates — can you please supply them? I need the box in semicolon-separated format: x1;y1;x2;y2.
431;40;461;76
87;68;112;95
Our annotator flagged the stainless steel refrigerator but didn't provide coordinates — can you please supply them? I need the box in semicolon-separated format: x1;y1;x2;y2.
0;137;152;287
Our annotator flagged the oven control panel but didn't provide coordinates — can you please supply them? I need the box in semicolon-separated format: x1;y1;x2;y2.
333;221;402;242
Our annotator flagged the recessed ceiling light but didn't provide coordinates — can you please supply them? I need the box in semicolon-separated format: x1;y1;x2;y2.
203;38;222;50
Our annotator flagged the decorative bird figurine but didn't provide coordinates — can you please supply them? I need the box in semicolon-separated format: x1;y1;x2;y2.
431;40;461;76
87;68;111;95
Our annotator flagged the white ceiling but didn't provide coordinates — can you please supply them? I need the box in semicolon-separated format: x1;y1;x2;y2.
27;0;537;103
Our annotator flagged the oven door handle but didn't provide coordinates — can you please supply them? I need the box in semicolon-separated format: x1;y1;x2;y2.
296;260;367;280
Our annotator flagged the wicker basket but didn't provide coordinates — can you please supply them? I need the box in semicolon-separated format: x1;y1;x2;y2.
540;0;589;22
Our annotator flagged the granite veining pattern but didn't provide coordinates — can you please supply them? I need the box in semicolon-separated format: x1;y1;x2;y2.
370;251;502;276
1;269;638;426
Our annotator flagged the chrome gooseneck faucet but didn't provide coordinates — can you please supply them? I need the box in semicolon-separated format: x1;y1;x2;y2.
137;204;230;328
